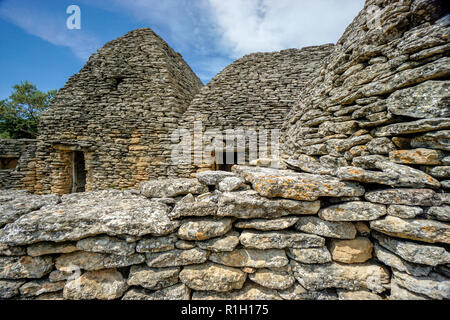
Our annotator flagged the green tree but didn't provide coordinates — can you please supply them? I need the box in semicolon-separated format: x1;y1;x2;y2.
0;81;56;139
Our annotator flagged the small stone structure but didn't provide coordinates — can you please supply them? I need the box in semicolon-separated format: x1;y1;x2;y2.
0;139;37;191
0;0;449;300
34;28;203;195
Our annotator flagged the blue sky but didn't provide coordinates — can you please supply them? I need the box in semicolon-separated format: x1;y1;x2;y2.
0;0;364;99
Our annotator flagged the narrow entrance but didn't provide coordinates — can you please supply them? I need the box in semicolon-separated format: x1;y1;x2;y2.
215;151;239;172
0;157;19;170
72;151;86;193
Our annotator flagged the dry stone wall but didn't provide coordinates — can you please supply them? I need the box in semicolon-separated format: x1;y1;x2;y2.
175;45;334;176
277;0;450;301
35;28;203;195
0;167;448;300
0;139;37;192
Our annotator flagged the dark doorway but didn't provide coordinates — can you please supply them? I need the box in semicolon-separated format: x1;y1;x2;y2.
0;157;19;170
216;151;238;172
72;151;86;193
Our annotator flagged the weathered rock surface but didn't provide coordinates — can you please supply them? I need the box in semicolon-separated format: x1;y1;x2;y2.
239;230;325;249
387;81;450;119
0;280;25;298
389;148;444;165
426;205;450;222
216;190;320;219
19;279;65;297
122;284;190;300
175;240;196;250
26;242;78;257
248;268;295;290
366;138;396;155
192;282;282;300
329;237;373;264
55;251;144;272
387;205;423;219
209;249;288;268
177;218;233;241
374;118;450;137
295;216;356;239
318;201;386;221
278;283;337;300
411;130;450;151
373;233;450;266
0;191;180;245
127;265;180;290
426;166;450;179
370;216;450;244
195;171;237;185
0;256;53;279
0;244;26;256
373;243;431;277
196;231;239;252
337;161;440;188
365;188;442;206
139;178;208;198
284;155;336;175
0;193;60;227
63;269;128;300
337;290;383;300
234;217;299;230
76;236;135;256
233;166;365;201
146;248;208;267
287;247;331;264
218;177;247;192
392;270;450;300
179;262;246;292
169;193;218;218
136;235;178;253
290;261;390;293
390;279;429;300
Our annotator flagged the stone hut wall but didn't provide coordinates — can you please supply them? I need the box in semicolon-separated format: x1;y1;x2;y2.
174;45;334;177
277;0;450;301
0;139;37;192
35;28;203;195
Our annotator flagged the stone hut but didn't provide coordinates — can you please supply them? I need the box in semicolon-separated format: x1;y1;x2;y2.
34;28;203;194
175;45;334;176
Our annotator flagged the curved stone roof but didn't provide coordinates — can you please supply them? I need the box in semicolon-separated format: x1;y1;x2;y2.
179;45;334;132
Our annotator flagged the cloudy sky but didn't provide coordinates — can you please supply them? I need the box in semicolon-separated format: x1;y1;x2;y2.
0;0;364;99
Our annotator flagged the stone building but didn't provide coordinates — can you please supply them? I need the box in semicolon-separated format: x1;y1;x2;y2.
175;45;334;176
0;139;37;191
33;28;203;194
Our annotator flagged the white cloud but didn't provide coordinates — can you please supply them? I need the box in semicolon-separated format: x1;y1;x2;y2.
0;0;100;60
205;0;364;58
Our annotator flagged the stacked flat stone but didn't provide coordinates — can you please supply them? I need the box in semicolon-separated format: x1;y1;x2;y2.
280;0;450;300
34;28;203;194
1;165;448;300
0;139;37;192
175;44;334;176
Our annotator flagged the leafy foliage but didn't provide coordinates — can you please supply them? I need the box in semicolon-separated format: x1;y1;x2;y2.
0;81;56;139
